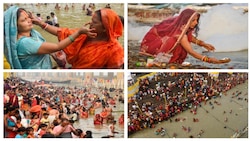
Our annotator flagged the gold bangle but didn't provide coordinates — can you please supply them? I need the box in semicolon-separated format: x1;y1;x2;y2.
68;35;74;42
202;56;209;62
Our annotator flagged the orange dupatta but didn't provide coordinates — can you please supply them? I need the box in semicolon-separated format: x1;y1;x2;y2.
58;8;124;69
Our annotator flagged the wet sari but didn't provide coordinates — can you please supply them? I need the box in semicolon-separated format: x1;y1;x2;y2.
141;9;199;64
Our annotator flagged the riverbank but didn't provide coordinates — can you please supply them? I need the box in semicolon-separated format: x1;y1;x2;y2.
128;40;247;69
129;81;248;138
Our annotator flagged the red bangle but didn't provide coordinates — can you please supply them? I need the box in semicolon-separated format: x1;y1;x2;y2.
207;57;211;63
202;56;210;63
41;23;47;29
43;24;49;30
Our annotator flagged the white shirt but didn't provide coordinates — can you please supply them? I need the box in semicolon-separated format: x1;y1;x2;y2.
108;124;114;136
52;16;58;25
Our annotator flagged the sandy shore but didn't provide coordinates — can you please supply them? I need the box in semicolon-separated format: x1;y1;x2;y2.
129;81;248;138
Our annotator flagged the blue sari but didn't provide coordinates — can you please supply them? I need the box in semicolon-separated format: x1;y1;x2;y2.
4;6;52;69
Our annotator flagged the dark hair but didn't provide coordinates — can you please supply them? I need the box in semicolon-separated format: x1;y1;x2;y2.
69;119;74;124
16;8;26;21
119;15;124;26
17;127;26;132
85;130;93;138
42;133;55;138
61;118;69;122
52;120;59;126
58;113;63;119
50;12;55;15
41;107;47;111
39;123;48;128
16;116;22;121
7;106;16;113
193;14;200;37
75;129;83;136
95;10;102;23
26;127;34;132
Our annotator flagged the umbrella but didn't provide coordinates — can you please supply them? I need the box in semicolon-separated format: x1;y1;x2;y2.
29;105;42;113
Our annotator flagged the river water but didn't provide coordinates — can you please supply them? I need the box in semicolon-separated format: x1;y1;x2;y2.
128;3;248;69
4;3;124;46
4;3;125;138
129;81;248;138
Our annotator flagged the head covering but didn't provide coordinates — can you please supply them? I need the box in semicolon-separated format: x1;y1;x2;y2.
4;6;21;69
4;6;45;69
58;8;124;68
141;8;199;63
100;8;123;42
156;8;198;38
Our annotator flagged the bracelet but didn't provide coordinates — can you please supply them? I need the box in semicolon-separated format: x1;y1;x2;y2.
41;23;47;29
202;56;208;62
201;56;206;61
43;23;49;30
208;57;211;63
196;39;200;45
68;35;75;42
202;56;211;63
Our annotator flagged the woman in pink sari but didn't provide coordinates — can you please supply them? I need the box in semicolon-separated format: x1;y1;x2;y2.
141;9;230;64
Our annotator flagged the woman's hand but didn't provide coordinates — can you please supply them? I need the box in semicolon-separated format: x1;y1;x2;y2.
218;57;231;64
209;57;231;64
78;25;97;38
202;43;215;52
31;18;42;26
28;12;42;26
79;23;97;38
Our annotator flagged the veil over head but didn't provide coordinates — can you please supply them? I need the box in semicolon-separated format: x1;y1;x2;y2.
4;6;21;69
100;8;123;42
156;8;198;37
140;8;199;64
4;6;45;69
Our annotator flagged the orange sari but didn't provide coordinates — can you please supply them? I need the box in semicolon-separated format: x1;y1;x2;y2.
58;9;124;69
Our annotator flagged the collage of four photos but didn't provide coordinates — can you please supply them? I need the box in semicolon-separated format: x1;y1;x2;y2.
2;2;248;139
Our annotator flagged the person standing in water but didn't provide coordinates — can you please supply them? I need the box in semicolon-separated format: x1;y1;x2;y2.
107;120;118;138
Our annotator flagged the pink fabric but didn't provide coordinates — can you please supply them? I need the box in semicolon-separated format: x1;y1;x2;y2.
53;124;74;135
